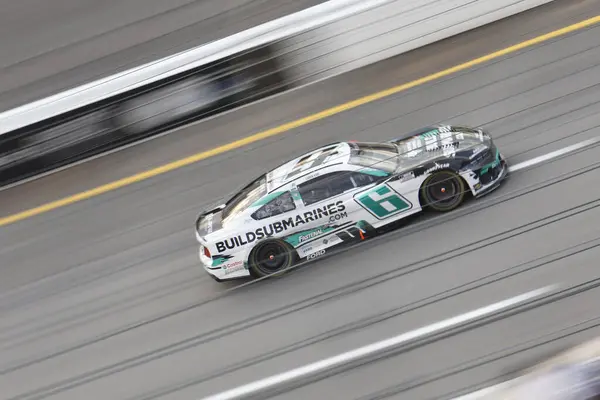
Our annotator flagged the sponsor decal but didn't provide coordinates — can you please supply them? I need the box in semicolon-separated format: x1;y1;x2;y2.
215;200;346;252
418;128;441;139
441;141;458;149
417;125;460;138
285;226;336;247
328;212;348;223
299;229;324;243
356;184;411;219
442;145;457;157
400;172;415;182
480;149;501;175
303;172;320;181
425;162;450;174
222;260;245;274
307;249;326;260
211;254;234;267
413;127;464;153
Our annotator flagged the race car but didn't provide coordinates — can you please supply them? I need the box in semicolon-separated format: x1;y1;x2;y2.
194;124;507;282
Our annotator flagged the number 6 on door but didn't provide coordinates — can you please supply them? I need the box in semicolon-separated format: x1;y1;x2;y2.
355;184;412;219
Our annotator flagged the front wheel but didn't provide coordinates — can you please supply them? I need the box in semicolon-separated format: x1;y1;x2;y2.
420;170;466;212
248;239;296;278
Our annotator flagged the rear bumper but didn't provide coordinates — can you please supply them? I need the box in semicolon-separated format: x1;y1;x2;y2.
198;246;251;282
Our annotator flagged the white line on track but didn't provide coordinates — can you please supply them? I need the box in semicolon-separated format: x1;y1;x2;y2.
508;137;600;173
452;380;520;399
201;286;556;400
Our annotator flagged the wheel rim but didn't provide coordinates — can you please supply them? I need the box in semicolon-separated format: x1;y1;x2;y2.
426;173;459;206
255;242;289;273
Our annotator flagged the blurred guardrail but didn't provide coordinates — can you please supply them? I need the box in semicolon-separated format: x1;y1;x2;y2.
0;0;555;186
460;336;600;399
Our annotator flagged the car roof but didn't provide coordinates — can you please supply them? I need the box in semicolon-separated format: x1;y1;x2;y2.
265;142;352;192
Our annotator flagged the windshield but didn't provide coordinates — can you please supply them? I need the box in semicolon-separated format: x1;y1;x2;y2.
348;142;399;173
395;136;426;157
222;174;267;223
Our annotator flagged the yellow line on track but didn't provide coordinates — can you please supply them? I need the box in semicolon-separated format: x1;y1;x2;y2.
2;14;600;227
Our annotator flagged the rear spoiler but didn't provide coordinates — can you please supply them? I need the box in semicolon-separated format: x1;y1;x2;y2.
196;203;225;218
195;203;225;237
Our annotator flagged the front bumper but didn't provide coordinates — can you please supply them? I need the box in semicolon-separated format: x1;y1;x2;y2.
473;154;508;198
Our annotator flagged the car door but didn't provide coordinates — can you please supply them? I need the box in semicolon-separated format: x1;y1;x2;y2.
353;172;421;224
291;170;381;249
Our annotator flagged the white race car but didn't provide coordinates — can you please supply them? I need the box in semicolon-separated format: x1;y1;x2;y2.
195;125;507;281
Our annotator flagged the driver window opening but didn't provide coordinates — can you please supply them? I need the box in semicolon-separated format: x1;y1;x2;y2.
298;171;379;206
252;191;296;220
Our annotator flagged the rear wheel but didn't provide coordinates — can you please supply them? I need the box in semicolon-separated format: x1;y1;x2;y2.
420;170;466;212
249;239;296;278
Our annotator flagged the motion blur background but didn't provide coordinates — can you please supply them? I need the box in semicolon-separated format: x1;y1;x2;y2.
2;0;600;399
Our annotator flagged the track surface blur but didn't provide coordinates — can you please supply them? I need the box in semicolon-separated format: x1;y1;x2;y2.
0;0;323;112
2;0;600;399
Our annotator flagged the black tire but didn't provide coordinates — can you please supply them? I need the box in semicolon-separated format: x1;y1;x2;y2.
420;170;466;212
248;239;296;278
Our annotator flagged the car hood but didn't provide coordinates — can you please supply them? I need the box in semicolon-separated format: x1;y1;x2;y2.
391;129;493;171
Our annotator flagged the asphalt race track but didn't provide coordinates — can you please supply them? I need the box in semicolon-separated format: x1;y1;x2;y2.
0;0;323;112
2;0;600;399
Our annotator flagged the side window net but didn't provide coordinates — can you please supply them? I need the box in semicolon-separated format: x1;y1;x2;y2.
252;191;296;220
350;172;377;188
299;171;379;206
